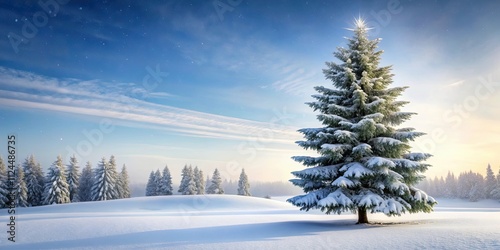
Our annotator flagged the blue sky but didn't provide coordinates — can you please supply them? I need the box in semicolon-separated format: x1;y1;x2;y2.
1;0;499;184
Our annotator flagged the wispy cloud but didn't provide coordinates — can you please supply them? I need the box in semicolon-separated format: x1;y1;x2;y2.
0;67;301;144
444;79;465;88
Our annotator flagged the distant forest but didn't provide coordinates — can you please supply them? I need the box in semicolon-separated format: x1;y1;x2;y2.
417;164;500;202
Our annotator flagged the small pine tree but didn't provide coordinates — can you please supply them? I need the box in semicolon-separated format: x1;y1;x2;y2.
0;157;11;208
154;169;163;196
237;169;251;196
91;157;118;201
145;171;157;196
15;165;28;207
490;169;500;200
78;162;94;202
179;165;196;195
108;155;120;200
22;155;44;206
458;171;485;201
207;168;224;194
205;175;211;192
194;166;205;195
43;156;70;205
485;164;496;199
287;19;436;224
444;171;457;198
118;165;131;198
159;165;173;195
66;155;81;202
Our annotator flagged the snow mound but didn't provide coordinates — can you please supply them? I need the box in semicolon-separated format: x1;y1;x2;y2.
15;195;295;215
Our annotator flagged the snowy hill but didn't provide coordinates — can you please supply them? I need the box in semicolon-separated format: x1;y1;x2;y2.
1;195;499;249
15;195;294;214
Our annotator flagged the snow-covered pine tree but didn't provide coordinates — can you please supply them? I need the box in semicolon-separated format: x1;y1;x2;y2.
207;168;224;194
154;169;163;196
237;168;251;196
178;165;196;195
491;169;500;200
145;170;157;196
118;164;131;198
42;156;70;205
287;18;436;224
469;172;485;202
0;157;9;208
91;157;118;201
160;165;173;195
108;155;120;200
457;171;485;201
484;164;496;199
15;165;28;207
194;166;205;195
66;155;81;202
444;171;457;198
205;175;211;191
22;155;44;206
78;162;94;202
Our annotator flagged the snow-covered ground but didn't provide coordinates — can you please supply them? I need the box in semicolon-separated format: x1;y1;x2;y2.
1;195;499;249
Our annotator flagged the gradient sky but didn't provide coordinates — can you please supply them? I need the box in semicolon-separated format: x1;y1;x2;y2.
1;0;499;185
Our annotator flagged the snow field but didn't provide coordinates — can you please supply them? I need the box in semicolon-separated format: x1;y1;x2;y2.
0;195;499;249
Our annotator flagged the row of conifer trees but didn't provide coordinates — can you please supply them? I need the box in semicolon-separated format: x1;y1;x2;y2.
145;165;251;196
417;164;500;202
0;154;130;208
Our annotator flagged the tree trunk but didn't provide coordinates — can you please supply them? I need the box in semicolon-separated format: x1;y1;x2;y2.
357;208;369;224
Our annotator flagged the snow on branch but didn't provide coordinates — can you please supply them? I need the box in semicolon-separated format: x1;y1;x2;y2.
333;130;358;143
340;162;374;178
362;112;384;121
369;137;402;146
365;156;395;169
291;164;341;180
332;176;359;188
292;156;329;166
352;143;372;156
356;192;385;209
317;189;353;210
320;143;352;153
403;153;432;161
393;159;421;169
392;131;425;141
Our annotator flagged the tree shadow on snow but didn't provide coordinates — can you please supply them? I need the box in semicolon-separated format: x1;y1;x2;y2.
4;219;371;249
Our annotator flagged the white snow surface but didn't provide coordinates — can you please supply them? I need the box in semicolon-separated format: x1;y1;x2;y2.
1;195;499;249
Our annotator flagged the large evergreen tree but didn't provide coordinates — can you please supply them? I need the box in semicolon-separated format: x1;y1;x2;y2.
207;168;224;194
66;155;81;202
287;19;436;224
78;161;94;202
91;157;118;201
0;157;11;208
237;168;251;196
22;155;44;206
194;166;205;195
159;165;173;195
43;156;70;205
